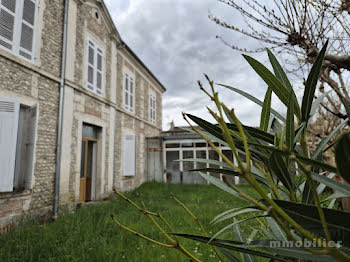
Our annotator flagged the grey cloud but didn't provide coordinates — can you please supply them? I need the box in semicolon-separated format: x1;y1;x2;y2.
105;0;283;129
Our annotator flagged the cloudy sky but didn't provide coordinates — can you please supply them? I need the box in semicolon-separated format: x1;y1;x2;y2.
105;0;287;130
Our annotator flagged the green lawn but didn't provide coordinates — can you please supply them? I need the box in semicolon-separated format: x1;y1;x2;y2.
0;183;261;262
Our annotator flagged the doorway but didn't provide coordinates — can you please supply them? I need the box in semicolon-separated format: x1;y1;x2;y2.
80;123;99;202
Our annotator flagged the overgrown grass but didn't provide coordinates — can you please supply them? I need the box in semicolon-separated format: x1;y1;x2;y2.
0;182;261;262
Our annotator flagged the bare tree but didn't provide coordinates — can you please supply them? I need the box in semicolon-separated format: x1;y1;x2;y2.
211;0;350;131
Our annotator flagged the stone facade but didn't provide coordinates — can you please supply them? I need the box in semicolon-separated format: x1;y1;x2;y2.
0;0;64;226
114;49;163;192
0;0;165;227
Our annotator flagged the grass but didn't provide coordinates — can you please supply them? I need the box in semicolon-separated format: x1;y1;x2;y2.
0;182;261;262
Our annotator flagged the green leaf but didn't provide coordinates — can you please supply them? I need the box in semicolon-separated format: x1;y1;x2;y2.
186;114;223;141
273;200;350;236
198;172;255;202
251;241;340;262
269;152;294;191
312;172;350;197
310;91;332;118
191;168;236;175
221;105;275;145
223;104;236;124
271;117;282;135
266;217;287;242
295;154;337;173
233;219;258;262
294;123;305;144
267;49;292;90
211;208;261;225
335;132;350;184
260;225;277;239
328;199;337;209
301;41;328;123
185;116;266;159
302;180;314;204
312;119;348;159
172;234;337;262
286;91;295;150
185;114;272;163
260;88;272;132
211;207;253;225
210;216;265;244
323;192;349;202
315;173;334;195
243;54;300;117
240;139;337;173
219;248;242;262
178;158;231;169
227;123;275;144
218;84;286;122
195;168;271;188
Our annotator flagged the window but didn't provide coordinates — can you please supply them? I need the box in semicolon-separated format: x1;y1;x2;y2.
122;133;136;176
149;92;156;123
0;96;38;192
86;38;104;96
124;72;134;112
0;0;38;61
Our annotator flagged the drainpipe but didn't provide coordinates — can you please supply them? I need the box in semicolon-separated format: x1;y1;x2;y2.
113;43;126;189
54;0;69;218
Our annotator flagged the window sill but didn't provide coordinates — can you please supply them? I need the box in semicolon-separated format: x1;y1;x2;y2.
0;189;32;200
122;176;136;180
85;86;104;98
123;107;135;115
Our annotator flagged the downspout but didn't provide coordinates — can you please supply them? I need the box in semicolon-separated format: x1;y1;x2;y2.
54;0;69;217
113;43;126;189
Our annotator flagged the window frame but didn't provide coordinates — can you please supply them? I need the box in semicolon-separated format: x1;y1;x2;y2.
0;0;39;63
149;91;156;123
0;96;38;193
85;37;104;96
122;132;136;177
124;70;135;113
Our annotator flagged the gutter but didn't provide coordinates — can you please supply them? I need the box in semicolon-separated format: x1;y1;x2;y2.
54;0;69;217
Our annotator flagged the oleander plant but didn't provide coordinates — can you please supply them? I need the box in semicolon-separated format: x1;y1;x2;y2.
111;41;350;262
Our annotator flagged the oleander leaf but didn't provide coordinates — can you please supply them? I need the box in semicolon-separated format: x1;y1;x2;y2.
301;41;328;123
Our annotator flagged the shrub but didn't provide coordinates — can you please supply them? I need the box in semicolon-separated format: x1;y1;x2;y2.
112;41;350;262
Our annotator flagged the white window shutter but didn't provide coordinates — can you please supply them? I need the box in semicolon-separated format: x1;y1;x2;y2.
87;40;95;91
149;93;156;123
123;133;136;176
0;0;17;50
24;103;38;189
0;96;19;192
19;0;36;60
124;74;129;109
149;95;152;120
86;39;104;95
153;94;156;122
130;78;134;111
96;49;103;95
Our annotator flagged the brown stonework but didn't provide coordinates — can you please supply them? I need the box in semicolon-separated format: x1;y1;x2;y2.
0;0;165;227
85;105;102;118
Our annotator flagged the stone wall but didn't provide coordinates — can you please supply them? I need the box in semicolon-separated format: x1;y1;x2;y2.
0;0;64;226
0;0;63;226
115;49;164;192
0;0;166;226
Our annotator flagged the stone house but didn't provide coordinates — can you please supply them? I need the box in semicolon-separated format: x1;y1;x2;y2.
0;0;165;228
